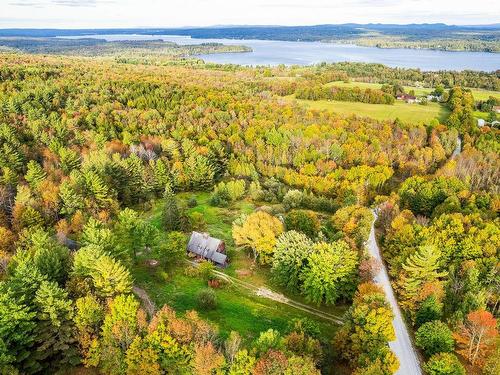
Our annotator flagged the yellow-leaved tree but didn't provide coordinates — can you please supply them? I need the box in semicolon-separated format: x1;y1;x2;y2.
232;211;284;264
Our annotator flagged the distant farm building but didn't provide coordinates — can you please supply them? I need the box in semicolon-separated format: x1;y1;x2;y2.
426;95;442;102
396;94;417;104
187;232;228;267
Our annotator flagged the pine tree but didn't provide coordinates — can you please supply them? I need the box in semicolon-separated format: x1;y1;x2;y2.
151;158;171;195
59;180;84;215
33;281;79;371
83;170;113;212
25;161;46;190
184;154;215;190
58;147;81;174
22;228;71;285
0;285;37;373
163;183;181;232
90;256;133;298
81;218;122;259
401;246;447;305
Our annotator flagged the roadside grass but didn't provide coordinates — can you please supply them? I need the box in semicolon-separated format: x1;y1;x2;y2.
293;97;450;124
325;80;500;101
137;191;347;342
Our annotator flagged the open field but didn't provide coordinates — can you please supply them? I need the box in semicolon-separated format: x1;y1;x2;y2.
293;97;450;124
135;192;347;342
325;80;500;101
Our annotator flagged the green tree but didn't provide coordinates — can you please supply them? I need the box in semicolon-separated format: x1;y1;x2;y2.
95;294;146;375
58;147;81;174
253;329;283;356
18;228;71;284
400;246;447;309
271;231;313;292
81;218;122;259
228;349;256;375
90;256;133;298
152;231;187;268
114;208;151;261
72;245;133;298
163;184;181;232
0;285;36;373
184;154;215;190
58;180;84;215
416;295;443;327
33;280;79;371
284;210;320;239
424;352;465;375
24;161;46;190
415;321;454;357
301;240;358;305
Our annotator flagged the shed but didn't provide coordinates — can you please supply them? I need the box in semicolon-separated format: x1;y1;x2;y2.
187;231;228;267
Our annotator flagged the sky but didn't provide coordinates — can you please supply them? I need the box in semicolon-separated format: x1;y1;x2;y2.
1;0;500;28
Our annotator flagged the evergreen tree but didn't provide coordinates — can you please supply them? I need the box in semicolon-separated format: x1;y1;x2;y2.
416;295;443;327
24;161;46;190
33;281;79;371
58;147;81;174
162;183;181;232
400;246;447;308
0;285;36;374
184;154;215;190
81;218;123;260
58;180;84;215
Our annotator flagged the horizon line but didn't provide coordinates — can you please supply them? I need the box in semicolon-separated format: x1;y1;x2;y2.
1;22;500;30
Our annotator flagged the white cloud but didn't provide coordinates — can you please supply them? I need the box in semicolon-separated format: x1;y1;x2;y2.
1;0;499;28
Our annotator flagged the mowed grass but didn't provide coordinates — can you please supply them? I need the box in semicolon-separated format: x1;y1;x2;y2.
294;97;450;124
132;264;343;343
136;191;346;342
326;80;500;101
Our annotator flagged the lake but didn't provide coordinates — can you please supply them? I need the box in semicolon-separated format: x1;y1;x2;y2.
60;34;500;71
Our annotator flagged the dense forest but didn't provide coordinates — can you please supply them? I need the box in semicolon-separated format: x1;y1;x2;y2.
0;51;498;375
0;38;251;59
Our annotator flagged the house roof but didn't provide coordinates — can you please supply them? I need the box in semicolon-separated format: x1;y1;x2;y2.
187;231;226;265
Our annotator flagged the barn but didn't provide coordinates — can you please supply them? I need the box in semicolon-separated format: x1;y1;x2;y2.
187;231;228;267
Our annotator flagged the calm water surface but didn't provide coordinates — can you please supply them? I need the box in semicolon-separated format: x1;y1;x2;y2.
60;34;500;71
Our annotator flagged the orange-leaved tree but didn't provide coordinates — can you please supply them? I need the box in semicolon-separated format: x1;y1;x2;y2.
454;309;498;366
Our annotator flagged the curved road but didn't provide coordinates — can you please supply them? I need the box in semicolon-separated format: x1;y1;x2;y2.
367;210;422;375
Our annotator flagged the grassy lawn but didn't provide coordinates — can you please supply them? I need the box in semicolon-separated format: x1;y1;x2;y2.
136;191;347;342
325;80;500;101
294;97;450;124
132;263;344;343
